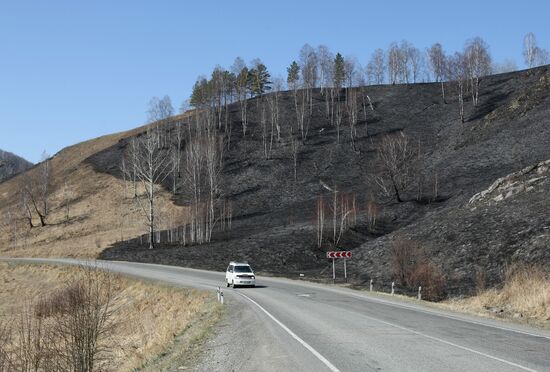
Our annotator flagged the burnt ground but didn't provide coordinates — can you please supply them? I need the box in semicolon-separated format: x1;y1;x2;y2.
96;66;550;297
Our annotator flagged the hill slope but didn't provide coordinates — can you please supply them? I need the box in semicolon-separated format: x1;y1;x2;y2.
0;149;32;183
2;66;550;296
0;124;188;257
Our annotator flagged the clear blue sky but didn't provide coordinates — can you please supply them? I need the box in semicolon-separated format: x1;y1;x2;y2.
1;0;549;163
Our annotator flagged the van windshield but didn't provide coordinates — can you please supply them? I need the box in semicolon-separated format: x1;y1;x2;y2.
234;266;252;273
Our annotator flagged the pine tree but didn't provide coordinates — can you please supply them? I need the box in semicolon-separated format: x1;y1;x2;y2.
190;77;210;108
249;63;272;96
333;53;345;89
287;61;300;91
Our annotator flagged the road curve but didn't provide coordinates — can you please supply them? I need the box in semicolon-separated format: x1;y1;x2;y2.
3;258;549;372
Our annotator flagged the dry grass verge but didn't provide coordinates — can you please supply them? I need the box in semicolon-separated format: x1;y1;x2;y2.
0;262;221;371
441;265;550;327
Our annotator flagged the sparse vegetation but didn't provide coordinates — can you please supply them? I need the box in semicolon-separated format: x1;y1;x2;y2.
0;263;219;371
389;238;446;301
443;265;550;324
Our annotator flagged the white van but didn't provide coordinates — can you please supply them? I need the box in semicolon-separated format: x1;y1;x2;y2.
225;262;256;287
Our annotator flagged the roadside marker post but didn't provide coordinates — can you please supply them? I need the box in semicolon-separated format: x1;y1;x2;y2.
344;258;347;282
391;281;395;296
332;257;335;283
217;286;221;302
370;279;373;292
220;291;224;305
418;286;422;300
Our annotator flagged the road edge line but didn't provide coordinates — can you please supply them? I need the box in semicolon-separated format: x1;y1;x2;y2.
356;311;539;372
236;291;341;372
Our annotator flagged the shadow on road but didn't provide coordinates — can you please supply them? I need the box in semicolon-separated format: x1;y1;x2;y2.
232;285;268;289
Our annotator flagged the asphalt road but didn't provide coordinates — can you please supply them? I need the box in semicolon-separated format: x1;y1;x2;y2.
4;258;550;372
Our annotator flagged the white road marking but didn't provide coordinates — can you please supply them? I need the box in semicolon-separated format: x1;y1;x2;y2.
356;311;539;372
281;278;550;340
342;290;550;341
236;291;341;372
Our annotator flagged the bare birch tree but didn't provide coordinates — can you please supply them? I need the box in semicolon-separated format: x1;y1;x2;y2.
344;56;358;88
317;46;335;118
464;37;491;106
289;131;299;182
366;200;378;230
233;61;250;137
315;195;325;248
399;40;413;83
287;61;307;140
346;88;359;150
204;126;224;242
267;77;284;157
171;117;186;194
317;45;334;93
319;181;357;247
428;43;447;102
387;42;401;84
21;152;51;227
523;32;549;68
375;132;418;202
366;48;385;85
260;97;269;159
182;110;225;244
406;44;423;83
124;125;172;249
147;96;173;124
448;52;468;123
332;53;346;143
299;44;318;116
523;32;538;68
19;189;33;229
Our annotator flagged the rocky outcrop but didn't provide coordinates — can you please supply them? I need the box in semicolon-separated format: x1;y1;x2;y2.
469;160;550;205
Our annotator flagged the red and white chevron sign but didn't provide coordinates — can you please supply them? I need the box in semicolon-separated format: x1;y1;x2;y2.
326;251;352;259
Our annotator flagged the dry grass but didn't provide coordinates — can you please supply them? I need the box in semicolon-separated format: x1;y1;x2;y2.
0;115;190;258
0;262;220;371
442;265;550;325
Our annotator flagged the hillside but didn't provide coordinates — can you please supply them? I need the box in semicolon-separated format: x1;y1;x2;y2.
0;123;189;257
0;149;32;183
1;66;550;297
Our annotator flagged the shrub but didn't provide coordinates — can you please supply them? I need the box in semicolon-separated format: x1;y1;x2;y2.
4;265;118;371
0;321;14;372
408;261;446;301
390;238;422;286
389;238;446;300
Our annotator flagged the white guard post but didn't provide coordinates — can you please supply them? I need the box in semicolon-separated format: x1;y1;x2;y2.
332;257;335;283
344;258;347;282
